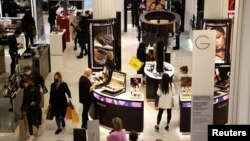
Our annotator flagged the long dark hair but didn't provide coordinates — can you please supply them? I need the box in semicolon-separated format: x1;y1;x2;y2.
160;73;172;94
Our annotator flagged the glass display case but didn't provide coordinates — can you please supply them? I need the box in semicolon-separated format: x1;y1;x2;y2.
88;18;121;71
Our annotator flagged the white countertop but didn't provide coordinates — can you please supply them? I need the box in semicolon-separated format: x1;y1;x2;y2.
144;61;175;79
179;91;229;102
50;29;66;36
93;88;144;102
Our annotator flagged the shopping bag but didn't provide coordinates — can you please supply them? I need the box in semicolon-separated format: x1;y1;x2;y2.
66;102;74;120
46;106;54;120
72;108;79;125
19;114;28;140
128;56;144;71
44;106;49;115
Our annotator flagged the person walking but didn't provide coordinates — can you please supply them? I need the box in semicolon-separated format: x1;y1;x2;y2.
21;11;36;48
21;78;41;141
49;72;71;134
79;68;99;128
20;65;46;130
155;73;175;131
77;16;89;58
136;42;147;75
71;12;81;50
8;30;22;75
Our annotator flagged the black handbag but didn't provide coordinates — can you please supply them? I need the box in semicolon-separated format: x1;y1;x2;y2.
46;106;54;120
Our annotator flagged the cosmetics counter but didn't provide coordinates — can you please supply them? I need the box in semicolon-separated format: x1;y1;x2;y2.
89;88;144;132
179;91;229;132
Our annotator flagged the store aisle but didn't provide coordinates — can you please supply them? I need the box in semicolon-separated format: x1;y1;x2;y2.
0;14;192;141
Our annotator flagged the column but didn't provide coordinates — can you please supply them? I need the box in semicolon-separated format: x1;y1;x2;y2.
228;0;250;124
204;0;228;19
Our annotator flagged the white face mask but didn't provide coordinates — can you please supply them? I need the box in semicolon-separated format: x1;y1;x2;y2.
25;70;32;75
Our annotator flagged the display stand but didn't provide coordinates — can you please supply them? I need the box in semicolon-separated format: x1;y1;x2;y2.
0;86;23;133
18;44;51;78
56;14;71;42
50;29;66;56
88;14;121;71
89;88;144;132
179;92;229;133
144;61;175;106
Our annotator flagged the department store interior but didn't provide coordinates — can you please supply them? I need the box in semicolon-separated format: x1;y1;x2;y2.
0;0;250;141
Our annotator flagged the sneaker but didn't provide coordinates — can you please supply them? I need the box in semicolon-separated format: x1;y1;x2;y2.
36;128;42;136
55;129;62;135
26;135;34;141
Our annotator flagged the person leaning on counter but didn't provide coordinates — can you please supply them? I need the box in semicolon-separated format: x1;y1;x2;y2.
8;30;22;75
78;68;99;129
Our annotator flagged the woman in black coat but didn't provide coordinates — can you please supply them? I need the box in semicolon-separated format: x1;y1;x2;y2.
49;72;71;135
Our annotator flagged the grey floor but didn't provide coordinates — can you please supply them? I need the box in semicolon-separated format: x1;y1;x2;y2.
0;5;193;141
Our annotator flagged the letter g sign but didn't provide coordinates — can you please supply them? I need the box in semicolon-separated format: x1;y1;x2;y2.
195;35;210;50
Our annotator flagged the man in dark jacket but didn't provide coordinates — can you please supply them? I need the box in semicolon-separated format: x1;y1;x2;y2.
79;68;99;128
48;4;57;32
8;30;22;75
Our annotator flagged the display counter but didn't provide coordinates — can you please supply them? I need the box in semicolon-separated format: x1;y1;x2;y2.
89;88;144;132
179;91;229;132
50;29;66;56
56;14;72;42
0;80;23;133
144;61;175;106
18;44;51;78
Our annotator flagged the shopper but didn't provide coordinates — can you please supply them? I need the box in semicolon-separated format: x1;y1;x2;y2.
20;65;46;130
71;12;81;50
129;130;138;141
155;73;175;131
21;11;36;48
79;68;99;128
49;72;72;135
21;77;41;141
8;0;18;17
136;42;147;75
131;0;140;28
107;117;127;141
8;30;22;75
77;16;89;58
48;4;57;32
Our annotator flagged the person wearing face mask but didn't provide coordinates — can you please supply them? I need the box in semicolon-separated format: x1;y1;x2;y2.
20;65;46;132
49;72;71;134
79;68;99;129
21;78;41;141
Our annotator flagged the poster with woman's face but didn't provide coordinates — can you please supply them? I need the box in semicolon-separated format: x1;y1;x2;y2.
202;19;232;64
146;0;165;11
207;26;227;63
91;24;115;70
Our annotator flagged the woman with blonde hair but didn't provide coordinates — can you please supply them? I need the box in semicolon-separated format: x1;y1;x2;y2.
107;117;127;141
49;72;72;134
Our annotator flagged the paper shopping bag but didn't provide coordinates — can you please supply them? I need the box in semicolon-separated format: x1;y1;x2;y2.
129;56;144;71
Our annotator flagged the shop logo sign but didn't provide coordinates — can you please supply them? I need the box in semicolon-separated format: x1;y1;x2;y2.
195;35;210;50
